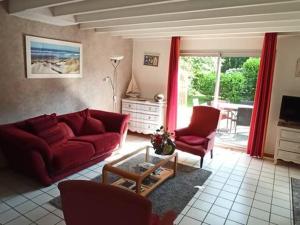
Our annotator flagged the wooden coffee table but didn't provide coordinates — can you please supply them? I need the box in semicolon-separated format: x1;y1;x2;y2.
102;145;178;196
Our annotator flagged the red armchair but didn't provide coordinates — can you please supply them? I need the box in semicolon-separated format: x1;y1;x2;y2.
175;106;220;168
58;180;176;225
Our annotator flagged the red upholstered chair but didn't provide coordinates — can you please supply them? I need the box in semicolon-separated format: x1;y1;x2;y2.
58;180;176;225
175;106;220;168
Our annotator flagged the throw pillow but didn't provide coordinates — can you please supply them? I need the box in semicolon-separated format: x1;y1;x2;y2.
80;116;106;136
27;113;66;147
60;109;90;135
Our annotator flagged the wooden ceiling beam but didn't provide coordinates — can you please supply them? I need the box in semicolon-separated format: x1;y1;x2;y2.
119;26;300;38
93;13;300;33
101;20;300;36
52;0;186;16
75;0;297;23
8;0;82;14
79;2;300;29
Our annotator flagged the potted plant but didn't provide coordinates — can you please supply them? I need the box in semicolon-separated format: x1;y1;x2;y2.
150;126;176;155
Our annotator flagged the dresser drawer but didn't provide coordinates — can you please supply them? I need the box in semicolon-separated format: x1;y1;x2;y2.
280;129;300;141
123;102;136;110
279;140;300;153
278;150;300;164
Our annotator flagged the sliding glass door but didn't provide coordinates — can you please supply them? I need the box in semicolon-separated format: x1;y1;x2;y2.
178;54;260;149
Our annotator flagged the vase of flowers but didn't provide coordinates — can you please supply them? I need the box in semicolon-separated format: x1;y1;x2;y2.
150;126;176;155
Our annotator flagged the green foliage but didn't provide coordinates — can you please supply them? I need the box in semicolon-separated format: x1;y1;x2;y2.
191;72;216;97
221;57;249;73
220;69;246;103
181;56;260;104
242;58;260;100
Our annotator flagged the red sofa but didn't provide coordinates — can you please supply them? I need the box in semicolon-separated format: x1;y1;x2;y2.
0;109;129;186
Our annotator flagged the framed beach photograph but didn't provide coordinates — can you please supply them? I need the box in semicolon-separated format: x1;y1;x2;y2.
144;53;159;67
25;36;82;78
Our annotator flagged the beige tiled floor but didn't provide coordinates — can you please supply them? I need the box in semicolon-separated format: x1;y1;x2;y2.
0;134;298;225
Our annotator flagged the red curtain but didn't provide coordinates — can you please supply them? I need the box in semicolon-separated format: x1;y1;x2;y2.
247;33;277;157
166;37;181;132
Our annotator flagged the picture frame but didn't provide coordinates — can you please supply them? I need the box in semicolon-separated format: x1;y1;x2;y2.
144;53;159;67
25;35;82;78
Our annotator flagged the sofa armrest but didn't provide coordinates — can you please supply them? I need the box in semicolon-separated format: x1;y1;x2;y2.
0;126;53;164
89;109;130;136
174;127;192;138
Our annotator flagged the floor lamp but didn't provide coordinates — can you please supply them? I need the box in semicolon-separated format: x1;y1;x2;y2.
103;56;124;112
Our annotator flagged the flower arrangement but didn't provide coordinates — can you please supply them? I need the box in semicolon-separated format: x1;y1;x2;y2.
150;126;175;155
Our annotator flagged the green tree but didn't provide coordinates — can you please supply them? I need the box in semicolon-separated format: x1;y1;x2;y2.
221;57;249;73
242;57;260;100
220;69;246;103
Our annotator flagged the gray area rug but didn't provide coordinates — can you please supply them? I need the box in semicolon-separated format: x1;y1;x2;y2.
292;178;300;225
50;154;211;215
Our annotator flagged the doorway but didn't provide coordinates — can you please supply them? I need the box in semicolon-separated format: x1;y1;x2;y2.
178;54;260;149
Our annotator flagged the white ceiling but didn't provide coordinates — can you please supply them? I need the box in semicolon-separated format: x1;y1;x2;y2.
7;0;300;39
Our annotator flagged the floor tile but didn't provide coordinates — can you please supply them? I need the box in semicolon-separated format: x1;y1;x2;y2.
36;213;61;225
252;200;271;212
193;200;212;212
198;193;217;204
204;213;226;225
0;209;20;224
231;202;251;215
15;201;38;214
271;205;291;218
186;207;207;222
235;195;253;207
210;205;229;218
247;216;269;225
250;208;270;222
227;211;248;225
5;215;32;225
25;207;49;221
179;216;202;225
214;197;233;209
270;213;291;225
219;190;236;201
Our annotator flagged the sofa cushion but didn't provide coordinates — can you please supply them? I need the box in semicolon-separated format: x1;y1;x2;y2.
58;122;75;138
27;114;66;147
27;114;56;133
70;132;120;154
51;141;95;171
80;117;106;136
60;109;89;135
177;135;208;146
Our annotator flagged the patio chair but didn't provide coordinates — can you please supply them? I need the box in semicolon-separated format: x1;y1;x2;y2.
175;106;220;168
231;107;253;133
58;180;176;225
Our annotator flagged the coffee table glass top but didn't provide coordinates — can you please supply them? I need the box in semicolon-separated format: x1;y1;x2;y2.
113;146;171;175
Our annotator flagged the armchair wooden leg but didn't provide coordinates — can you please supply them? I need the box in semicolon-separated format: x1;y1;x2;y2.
200;157;204;168
210;149;213;159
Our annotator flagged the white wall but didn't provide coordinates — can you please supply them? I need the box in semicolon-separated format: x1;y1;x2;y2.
132;37;263;100
264;35;300;154
132;39;171;99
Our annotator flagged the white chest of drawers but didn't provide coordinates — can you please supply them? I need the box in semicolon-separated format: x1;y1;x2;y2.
122;98;166;134
274;123;300;164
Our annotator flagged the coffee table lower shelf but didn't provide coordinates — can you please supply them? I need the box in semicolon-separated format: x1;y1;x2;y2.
110;167;174;196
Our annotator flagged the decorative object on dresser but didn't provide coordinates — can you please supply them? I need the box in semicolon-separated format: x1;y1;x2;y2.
122;98;166;134
154;93;165;102
125;74;141;98
274;122;300;164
